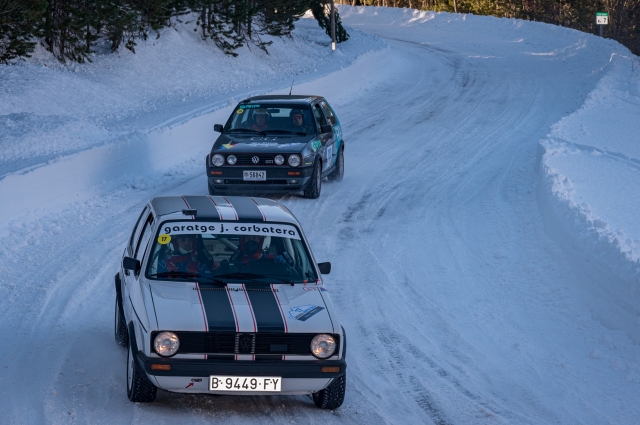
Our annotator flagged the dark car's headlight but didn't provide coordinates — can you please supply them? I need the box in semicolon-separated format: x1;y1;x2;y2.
211;154;224;167
227;155;237;165
310;334;336;359
274;155;285;165
154;332;180;357
288;154;301;167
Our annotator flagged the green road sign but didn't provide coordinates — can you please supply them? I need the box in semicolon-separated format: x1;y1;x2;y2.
596;12;609;25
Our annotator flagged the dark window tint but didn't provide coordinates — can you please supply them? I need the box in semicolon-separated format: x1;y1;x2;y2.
319;101;336;125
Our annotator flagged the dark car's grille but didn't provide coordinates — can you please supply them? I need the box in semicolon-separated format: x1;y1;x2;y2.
232;154;277;166
152;332;339;356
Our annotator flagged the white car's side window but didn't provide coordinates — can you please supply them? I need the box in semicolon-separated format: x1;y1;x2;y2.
134;214;154;262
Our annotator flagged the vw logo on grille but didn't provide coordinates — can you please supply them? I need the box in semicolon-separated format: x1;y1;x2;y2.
239;335;253;353
251;156;259;164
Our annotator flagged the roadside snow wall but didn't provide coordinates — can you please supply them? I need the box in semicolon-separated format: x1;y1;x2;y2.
537;52;640;341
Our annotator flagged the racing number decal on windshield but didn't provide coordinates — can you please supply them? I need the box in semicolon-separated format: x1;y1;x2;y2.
236;109;244;114
158;234;171;244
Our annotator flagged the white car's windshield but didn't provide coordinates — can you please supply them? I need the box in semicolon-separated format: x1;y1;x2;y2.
146;221;318;284
225;104;316;136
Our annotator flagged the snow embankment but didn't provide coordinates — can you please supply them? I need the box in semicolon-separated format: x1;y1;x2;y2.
537;50;640;339
0;16;386;229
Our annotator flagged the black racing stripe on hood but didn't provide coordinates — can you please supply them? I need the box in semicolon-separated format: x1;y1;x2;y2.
245;285;285;332
225;196;264;221
199;286;236;331
183;196;221;220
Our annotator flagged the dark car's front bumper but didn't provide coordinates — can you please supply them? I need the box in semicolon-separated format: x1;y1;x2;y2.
206;155;313;193
136;351;346;379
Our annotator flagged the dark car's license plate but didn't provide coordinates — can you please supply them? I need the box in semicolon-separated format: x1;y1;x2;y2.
243;171;266;181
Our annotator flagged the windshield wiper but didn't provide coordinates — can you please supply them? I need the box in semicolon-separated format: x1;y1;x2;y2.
263;129;307;136
214;272;294;285
227;128;266;136
148;271;227;285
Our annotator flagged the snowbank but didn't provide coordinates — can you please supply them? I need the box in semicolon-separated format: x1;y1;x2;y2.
0;15;385;229
537;50;640;340
0;16;383;176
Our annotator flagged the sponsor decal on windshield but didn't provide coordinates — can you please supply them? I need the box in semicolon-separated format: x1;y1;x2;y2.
161;222;301;239
288;305;325;321
238;104;261;109
247;142;304;148
236;109;244;114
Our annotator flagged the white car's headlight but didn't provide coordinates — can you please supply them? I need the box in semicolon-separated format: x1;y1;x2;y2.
211;154;224;167
274;155;285;165
288;154;301;167
310;334;336;359
154;332;180;357
227;155;237;165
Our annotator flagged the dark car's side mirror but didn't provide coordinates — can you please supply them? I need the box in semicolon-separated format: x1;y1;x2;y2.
214;124;224;133
123;257;141;273
318;262;331;275
320;124;332;134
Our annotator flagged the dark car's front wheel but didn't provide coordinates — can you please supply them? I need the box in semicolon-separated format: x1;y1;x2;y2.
313;374;346;409
127;341;157;402
304;161;322;199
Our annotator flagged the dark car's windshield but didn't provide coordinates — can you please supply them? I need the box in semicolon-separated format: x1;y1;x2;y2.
225;104;317;136
146;221;318;284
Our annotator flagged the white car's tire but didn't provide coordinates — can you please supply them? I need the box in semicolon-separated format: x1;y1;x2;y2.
114;296;128;347
312;374;346;409
127;341;157;402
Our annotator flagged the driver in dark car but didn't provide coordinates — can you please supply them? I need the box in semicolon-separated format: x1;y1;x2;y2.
251;109;270;132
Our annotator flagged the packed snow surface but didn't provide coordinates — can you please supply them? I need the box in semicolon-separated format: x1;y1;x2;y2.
1;6;640;424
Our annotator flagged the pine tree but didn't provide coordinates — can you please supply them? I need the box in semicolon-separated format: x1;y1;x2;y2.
0;0;45;63
310;0;349;43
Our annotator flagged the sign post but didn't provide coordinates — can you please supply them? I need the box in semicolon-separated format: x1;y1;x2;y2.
596;12;608;37
330;0;336;51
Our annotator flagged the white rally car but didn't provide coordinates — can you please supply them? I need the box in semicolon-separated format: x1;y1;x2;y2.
114;195;346;408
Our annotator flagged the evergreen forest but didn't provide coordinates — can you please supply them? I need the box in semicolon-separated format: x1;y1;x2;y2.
337;0;640;54
0;0;349;64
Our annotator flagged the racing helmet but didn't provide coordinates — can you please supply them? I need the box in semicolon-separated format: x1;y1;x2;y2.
252;108;270;123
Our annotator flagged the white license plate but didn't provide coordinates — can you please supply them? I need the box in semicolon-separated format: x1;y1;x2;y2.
210;376;281;392
243;170;266;181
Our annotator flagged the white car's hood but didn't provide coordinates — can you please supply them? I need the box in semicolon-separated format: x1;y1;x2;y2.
150;282;334;334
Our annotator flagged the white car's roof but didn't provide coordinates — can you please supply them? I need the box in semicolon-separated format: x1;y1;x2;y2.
149;196;299;225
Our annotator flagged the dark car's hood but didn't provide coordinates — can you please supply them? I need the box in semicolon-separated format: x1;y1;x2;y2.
213;134;315;153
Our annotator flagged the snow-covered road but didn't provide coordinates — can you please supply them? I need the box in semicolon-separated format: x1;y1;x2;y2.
1;8;639;425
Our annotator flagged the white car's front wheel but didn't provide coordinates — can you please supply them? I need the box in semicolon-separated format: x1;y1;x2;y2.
313;374;346;409
126;341;157;402
114;296;128;347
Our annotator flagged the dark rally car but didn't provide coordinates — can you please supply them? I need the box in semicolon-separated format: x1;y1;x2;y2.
206;95;344;199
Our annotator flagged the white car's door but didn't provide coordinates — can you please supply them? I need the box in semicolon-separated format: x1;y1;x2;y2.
124;210;154;333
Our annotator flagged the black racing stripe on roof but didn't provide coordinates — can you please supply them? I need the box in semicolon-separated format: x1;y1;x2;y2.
226;196;265;221
151;197;191;216
245;285;285;333
183;196;221;220
199;286;237;332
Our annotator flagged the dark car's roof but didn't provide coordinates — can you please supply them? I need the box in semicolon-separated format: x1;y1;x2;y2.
239;95;322;105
